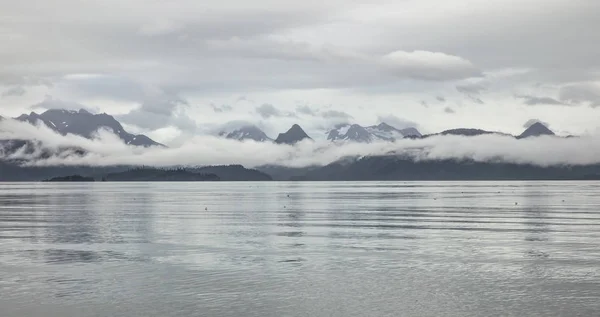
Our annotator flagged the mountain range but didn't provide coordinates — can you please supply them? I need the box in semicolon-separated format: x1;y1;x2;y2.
1;108;562;148
219;125;272;142
220;121;556;144
1;108;584;182
14;109;163;147
327;122;422;142
220;123;313;145
266;156;600;181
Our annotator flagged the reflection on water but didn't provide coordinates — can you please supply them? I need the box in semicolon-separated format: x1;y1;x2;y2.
1;181;600;317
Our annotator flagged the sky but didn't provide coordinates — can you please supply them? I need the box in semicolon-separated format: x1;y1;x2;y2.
2;0;600;145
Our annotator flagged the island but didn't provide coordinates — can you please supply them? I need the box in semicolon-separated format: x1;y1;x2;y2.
103;168;221;182
43;175;95;182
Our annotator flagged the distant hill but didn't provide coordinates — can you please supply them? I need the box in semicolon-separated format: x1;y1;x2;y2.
43;175;95;182
274;124;312;145
422;123;556;139
0;161;129;182
292;155;600;181
439;128;498;136
98;165;273;181
15;109;163;147
190;165;272;181
424;128;509;138
0;161;273;182
255;164;320;181
104;168;220;181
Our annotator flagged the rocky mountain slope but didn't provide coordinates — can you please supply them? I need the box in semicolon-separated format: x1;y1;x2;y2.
274;124;312;145
15;109;162;147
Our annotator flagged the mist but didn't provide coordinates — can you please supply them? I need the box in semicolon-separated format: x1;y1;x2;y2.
2;118;600;168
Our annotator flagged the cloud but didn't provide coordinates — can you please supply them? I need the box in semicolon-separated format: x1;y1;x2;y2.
50;74;197;132
470;97;485;104
295;105;316;116
6;118;600;169
377;114;419;130
436;96;446;102
420;101;429;108
138;89;188;116
320;110;353;119
255;103;281;119
211;120;266;136
218;120;253;130
118;108;197;132
523;119;549;129
210;103;233;113
456;82;487;95
55;74;148;102
0;74;54;87
444;107;455;114
205;38;481;83
139;19;183;36
31;97;98;113
204;36;318;61
292;105;351;123
456;82;487;104
2;86;26;97
110;85;198;132
558;82;600;107
380;50;482;81
516;94;564;106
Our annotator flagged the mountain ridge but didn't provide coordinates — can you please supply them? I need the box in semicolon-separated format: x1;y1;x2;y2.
518;122;555;139
219;125;272;142
327;122;422;143
14;109;163;147
274;124;312;145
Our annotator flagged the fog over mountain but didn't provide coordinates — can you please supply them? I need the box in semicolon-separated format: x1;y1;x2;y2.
3;117;600;169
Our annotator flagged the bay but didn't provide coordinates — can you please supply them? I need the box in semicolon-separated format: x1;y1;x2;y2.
1;181;599;317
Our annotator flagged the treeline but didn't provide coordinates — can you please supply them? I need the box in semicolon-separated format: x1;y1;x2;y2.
103;167;220;182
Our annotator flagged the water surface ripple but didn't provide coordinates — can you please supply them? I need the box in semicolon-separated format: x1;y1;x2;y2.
1;181;599;316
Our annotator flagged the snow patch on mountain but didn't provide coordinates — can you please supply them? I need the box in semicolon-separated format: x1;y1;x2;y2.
327;122;421;143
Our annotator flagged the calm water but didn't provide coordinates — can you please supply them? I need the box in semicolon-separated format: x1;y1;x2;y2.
1;182;600;317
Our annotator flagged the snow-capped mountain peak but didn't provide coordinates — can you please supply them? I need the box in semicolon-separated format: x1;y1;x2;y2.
327;124;373;143
327;122;421;143
220;125;272;142
397;127;422;138
365;122;406;142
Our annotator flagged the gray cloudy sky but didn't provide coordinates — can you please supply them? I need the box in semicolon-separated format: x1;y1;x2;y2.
1;0;600;144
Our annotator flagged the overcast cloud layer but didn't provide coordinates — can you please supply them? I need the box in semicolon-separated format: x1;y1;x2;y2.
2;0;600;143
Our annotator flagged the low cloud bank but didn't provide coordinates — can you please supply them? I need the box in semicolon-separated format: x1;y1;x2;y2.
2;119;600;168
